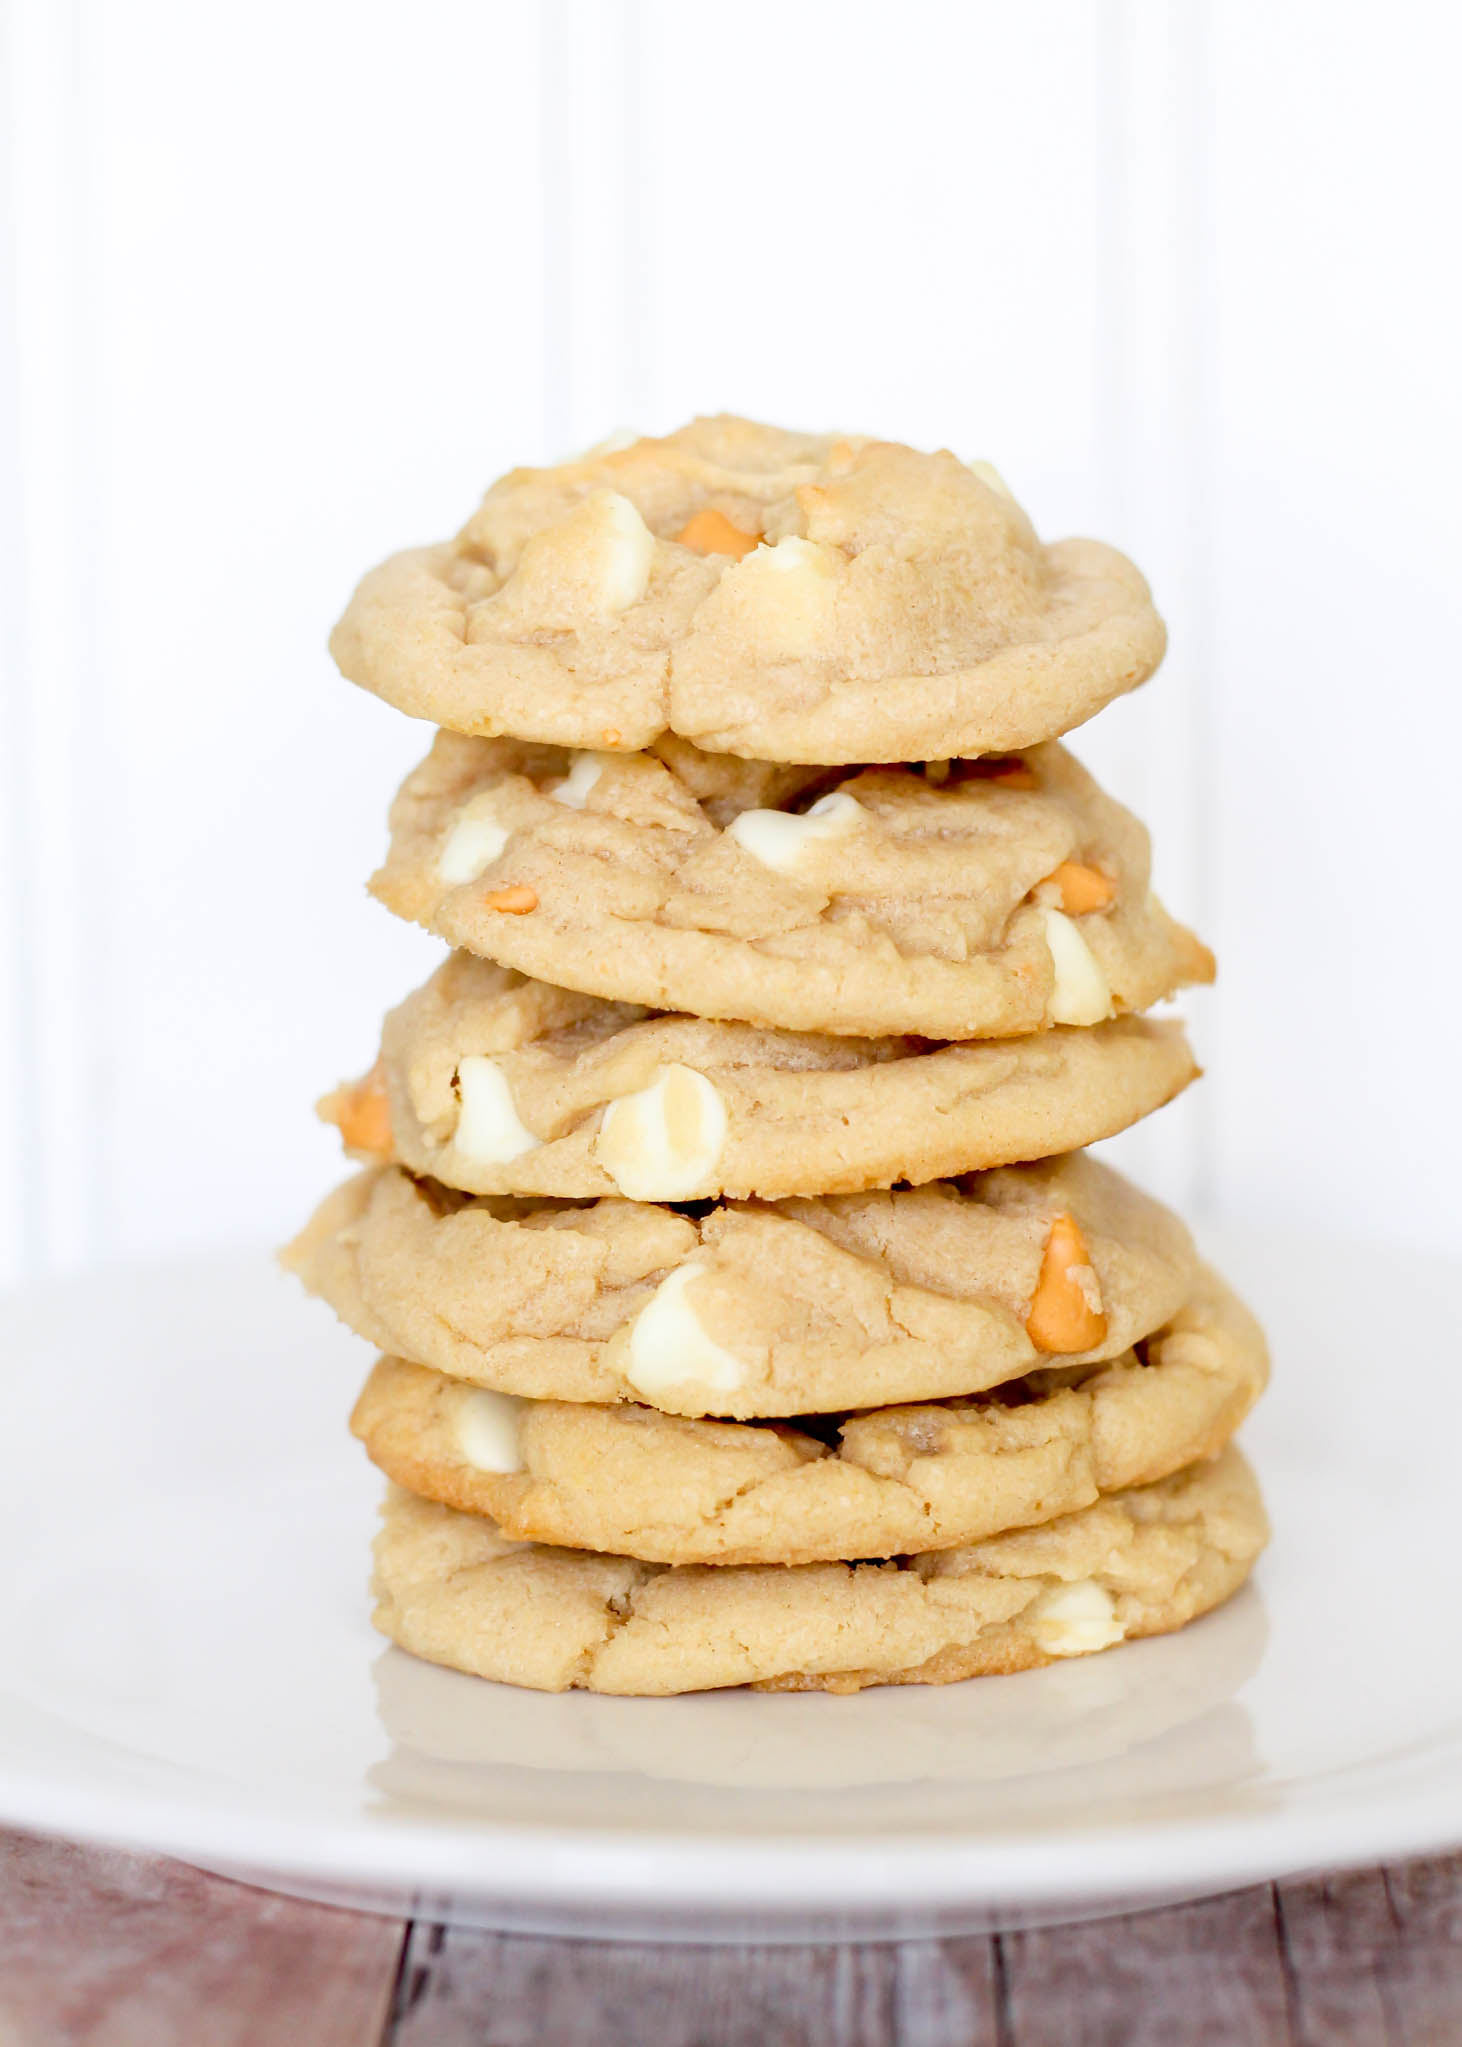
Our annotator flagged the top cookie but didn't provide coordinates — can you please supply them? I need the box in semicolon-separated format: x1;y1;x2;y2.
330;417;1166;764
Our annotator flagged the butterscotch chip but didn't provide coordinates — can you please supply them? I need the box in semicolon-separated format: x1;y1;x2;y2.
320;1058;393;1161
370;732;1212;1040
483;885;538;914
281;1151;1196;1419
676;508;761;559
351;1261;1266;1566
329;416;1166;764
368;1445;1268;1694
1025;1213;1108;1354
1046;860;1117;915
318;953;1200;1201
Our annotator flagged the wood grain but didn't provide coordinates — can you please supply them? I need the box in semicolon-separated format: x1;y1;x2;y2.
388;1926;938;2047
996;1883;1295;2046
3;1831;1462;2047
1276;1857;1462;2047
888;1940;1002;2047
0;1829;404;2047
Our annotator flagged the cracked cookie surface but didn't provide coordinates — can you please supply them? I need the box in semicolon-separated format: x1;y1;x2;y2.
352;1262;1266;1566
322;952;1199;1200
330;419;1166;765
371;733;1212;1040
369;1444;1266;1694
283;1153;1196;1419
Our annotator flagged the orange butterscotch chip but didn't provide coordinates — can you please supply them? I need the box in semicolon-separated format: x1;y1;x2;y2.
676;508;761;560
327;1060;393;1160
1024;1212;1108;1355
483;884;539;914
1045;860;1117;915
600;727;623;746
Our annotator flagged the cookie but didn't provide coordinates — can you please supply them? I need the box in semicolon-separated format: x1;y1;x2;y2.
322;953;1199;1201
330;419;1165;765
351;1261;1265;1566
369;1443;1266;1694
371;1581;1267;1789
371;734;1212;1040
283;1152;1196;1419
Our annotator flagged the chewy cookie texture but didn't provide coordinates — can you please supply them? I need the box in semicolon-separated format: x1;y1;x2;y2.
369;1447;1268;1696
283;1153;1199;1418
291;415;1268;1695
370;733;1212;1040
329;417;1166;766
349;1262;1268;1567
320;955;1200;1202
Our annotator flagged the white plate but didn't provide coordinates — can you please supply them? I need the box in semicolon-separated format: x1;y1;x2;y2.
0;1224;1457;1943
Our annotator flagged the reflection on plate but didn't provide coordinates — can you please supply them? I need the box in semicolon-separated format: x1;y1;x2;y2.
371;1585;1266;1808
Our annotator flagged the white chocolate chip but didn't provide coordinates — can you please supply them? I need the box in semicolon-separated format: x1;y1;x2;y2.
595;1065;728;1201
761;535;834;576
548;752;608;809
966;458;1014;499
726;791;863;876
1072;1263;1104;1318
455;1388;527;1474
438;793;512;885
453;1056;540;1165
1040;906;1114;1026
1030;1580;1126;1658
581;489;655;612
625;1262;746;1400
500;488;655;623
725;534;840;649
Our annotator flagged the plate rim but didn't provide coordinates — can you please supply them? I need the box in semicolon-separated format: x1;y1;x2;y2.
3;1743;1461;1916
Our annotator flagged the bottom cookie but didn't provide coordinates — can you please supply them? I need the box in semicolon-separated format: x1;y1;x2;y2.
370;1445;1266;1696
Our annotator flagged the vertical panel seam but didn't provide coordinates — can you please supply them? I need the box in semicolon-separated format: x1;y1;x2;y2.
1096;0;1130;540
1182;0;1218;1215
4;0;109;1271
620;0;648;428
0;0;38;1274
71;0;110;1256
538;0;571;461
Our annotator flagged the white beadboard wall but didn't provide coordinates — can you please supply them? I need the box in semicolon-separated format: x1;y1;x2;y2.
1;0;1459;1283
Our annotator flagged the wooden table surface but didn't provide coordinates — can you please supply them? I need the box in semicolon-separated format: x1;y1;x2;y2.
1;1830;1458;2045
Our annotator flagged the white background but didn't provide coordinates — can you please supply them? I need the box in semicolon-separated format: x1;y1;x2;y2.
1;0;1459;1282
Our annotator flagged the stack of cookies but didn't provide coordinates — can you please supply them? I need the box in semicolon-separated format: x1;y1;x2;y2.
285;417;1270;1697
